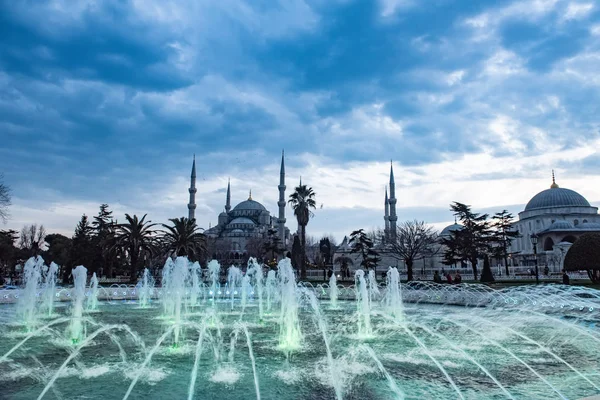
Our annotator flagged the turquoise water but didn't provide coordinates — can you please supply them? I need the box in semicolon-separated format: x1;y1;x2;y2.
0;298;599;399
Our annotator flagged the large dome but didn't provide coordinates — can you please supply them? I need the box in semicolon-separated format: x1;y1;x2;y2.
440;223;463;237
233;199;267;212
524;187;590;211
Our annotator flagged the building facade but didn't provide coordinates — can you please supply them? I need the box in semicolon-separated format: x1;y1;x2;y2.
187;152;291;265
510;174;600;271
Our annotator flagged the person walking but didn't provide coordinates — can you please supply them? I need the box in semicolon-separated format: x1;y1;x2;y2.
562;269;570;285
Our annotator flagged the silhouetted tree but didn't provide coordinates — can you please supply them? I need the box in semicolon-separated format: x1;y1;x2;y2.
71;215;94;272
44;233;72;279
113;214;158;283
288;184;316;279
385;220;438;281
0;174;11;223
263;227;281;262
349;229;380;271
442;202;491;280
0;229;18;276
161;217;206;260
91;204;115;276
19;224;46;257
564;233;600;283
480;254;495;283
491;210;520;276
291;235;302;272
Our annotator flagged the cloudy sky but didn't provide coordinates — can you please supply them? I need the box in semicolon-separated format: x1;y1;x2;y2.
1;0;600;243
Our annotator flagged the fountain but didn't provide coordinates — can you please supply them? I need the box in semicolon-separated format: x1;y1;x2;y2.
1;258;600;400
170;257;189;346
42;261;59;317
247;259;265;321
17;256;44;330
240;273;251;313
207;260;221;303
86;272;99;311
385;267;404;321
227;266;242;310
189;262;201;307
277;258;302;352
69;265;87;343
265;269;277;312
138;268;154;308
354;269;373;338
329;272;338;308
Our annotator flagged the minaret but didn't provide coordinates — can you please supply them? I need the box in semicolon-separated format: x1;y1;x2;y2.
277;150;287;253
225;178;231;212
187;155;197;220
388;161;397;240
384;186;390;241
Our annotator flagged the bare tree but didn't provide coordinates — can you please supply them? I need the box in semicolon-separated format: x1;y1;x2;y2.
386;220;437;281
0;174;11;223
19;224;46;257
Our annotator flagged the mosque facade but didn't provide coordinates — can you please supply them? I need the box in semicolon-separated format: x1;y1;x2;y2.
186;153;291;264
509;173;600;271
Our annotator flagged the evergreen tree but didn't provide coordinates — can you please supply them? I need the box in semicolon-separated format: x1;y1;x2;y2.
491;210;520;276
263;227;281;264
0;229;19;277
442;202;491;281
92;204;115;277
349;229;380;271
291;235;302;271
480;254;495;283
44;233;72;279
71;215;94;274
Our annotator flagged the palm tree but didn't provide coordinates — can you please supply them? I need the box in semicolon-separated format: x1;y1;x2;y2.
288;183;316;279
114;214;158;283
161;217;206;260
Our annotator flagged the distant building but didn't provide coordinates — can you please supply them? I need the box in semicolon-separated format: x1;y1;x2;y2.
510;172;600;271
186;152;290;265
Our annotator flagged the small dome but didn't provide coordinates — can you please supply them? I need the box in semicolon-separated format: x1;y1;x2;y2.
230;217;256;225
233;199;267;212
525;187;590;211
548;220;574;230
578;222;600;230
440;223;463;237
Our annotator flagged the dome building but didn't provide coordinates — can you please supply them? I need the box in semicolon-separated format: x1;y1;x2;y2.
510;173;600;271
186;152;291;265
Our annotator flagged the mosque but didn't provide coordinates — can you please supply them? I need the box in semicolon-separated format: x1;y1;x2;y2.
186;153;291;264
336;166;600;277
509;173;600;271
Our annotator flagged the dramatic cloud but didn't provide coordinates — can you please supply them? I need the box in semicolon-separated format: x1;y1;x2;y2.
1;0;599;243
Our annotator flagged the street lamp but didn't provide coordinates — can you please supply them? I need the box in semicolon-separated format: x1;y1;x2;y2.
530;233;539;284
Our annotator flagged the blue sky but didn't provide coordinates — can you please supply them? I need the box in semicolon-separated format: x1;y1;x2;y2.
1;0;600;243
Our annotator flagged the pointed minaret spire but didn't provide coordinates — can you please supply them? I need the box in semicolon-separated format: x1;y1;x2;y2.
384;185;390;242
388;161;398;240
299;176;302;186
248;189;252;201
187;155;197;220
225;178;231;212
551;169;559;188
277;149;287;254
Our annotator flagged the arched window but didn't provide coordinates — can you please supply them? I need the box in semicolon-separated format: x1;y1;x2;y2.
562;235;576;243
543;237;554;251
574;219;579;226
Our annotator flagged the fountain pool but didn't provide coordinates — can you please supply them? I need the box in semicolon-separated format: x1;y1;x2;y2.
0;258;599;400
